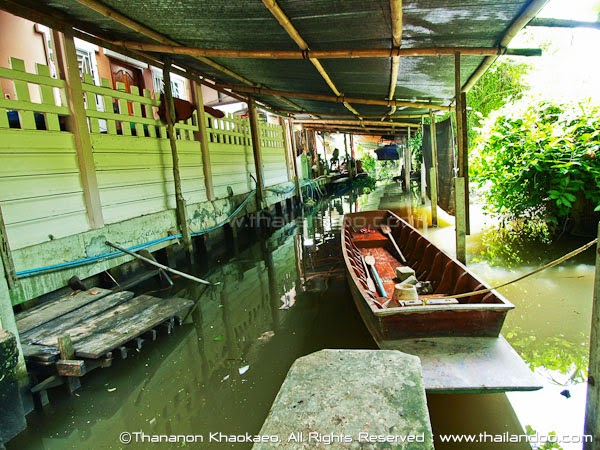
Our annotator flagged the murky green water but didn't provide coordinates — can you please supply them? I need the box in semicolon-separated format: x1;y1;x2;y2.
8;184;596;450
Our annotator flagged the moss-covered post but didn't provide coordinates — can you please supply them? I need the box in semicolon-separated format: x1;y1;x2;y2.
429;110;439;226
584;223;600;449
192;82;215;201
404;127;412;192
289;120;303;205
0;251;27;445
162;59;193;260
454;177;467;264
0;260;25;379
53;31;104;229
248;99;265;208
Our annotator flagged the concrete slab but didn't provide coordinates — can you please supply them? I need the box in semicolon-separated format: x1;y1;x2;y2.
254;349;433;449
382;335;542;394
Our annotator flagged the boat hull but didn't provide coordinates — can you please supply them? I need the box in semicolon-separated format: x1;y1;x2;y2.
342;210;513;345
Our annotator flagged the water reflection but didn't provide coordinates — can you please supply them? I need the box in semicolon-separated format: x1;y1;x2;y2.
360;183;595;450
8;194;374;450
7;185;594;450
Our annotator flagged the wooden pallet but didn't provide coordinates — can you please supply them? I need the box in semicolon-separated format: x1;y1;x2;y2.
18;287;193;406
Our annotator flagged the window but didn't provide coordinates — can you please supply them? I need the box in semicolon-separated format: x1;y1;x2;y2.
152;69;186;99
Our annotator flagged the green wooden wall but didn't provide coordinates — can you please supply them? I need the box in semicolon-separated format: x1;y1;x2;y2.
0;57;290;254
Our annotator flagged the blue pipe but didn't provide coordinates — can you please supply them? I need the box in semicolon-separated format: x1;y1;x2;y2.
16;189;259;278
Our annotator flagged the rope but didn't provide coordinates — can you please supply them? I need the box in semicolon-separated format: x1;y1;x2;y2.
430;238;598;300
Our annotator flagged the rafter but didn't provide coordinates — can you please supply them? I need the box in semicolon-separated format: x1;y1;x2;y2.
72;0;304;111
261;0;361;118
216;83;452;111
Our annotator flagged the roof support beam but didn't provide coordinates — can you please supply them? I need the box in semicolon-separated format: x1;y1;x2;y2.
73;0;255;87
112;42;541;59
528;18;600;30
462;0;549;93
216;83;452;111
278;110;428;119
295;119;418;128
386;0;403;117
261;0;361;118
303;126;409;136
71;0;303;111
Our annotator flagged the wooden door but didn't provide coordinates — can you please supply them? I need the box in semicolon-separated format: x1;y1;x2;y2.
109;59;144;115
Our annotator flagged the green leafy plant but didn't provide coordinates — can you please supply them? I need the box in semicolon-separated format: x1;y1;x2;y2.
472;100;600;236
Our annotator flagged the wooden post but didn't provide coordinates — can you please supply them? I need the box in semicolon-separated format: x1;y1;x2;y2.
461;92;471;235
162;60;193;259
192;82;215;200
52;31;104;229
455;52;470;235
404;128;411;192
584;224;600;449
0;206;16;289
289;120;303;204
344;133;350;175
420;119;426;205
248;100;265;208
429;110;439;226
279;116;294;181
454;177;466;264
57;334;81;393
350;133;355;178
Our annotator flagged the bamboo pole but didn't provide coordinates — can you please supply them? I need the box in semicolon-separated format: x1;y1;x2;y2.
386;0;403;117
280;110;427;119
72;0;257;87
105;241;216;285
302;126;409;135
294;119;419;127
248;100;265;208
113;41;541;59
163;60;193;260
53;31;104;229
429;110;439;227
192;82;215;201
260;0;361;118
584;224;600;449
462;0;548;93
217;83;452;111
454;177;466;264
529;18;600;30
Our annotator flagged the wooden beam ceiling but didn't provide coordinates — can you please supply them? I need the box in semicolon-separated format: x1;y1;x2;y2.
261;0;361;118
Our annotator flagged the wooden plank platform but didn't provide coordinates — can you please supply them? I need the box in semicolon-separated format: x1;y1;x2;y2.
381;335;543;394
16;288;114;334
22;291;134;346
74;295;193;359
254;349;433;449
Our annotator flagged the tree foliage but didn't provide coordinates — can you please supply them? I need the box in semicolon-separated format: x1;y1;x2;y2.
467;59;530;147
472;100;600;234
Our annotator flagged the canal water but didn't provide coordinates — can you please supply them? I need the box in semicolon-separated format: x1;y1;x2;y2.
7;184;596;450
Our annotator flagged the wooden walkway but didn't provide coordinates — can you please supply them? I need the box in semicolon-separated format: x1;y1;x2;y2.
16;287;193;405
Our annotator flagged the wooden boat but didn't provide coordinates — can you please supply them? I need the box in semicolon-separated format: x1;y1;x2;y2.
342;210;514;344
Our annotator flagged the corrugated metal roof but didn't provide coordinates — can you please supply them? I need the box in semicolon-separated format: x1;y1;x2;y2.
0;0;546;122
